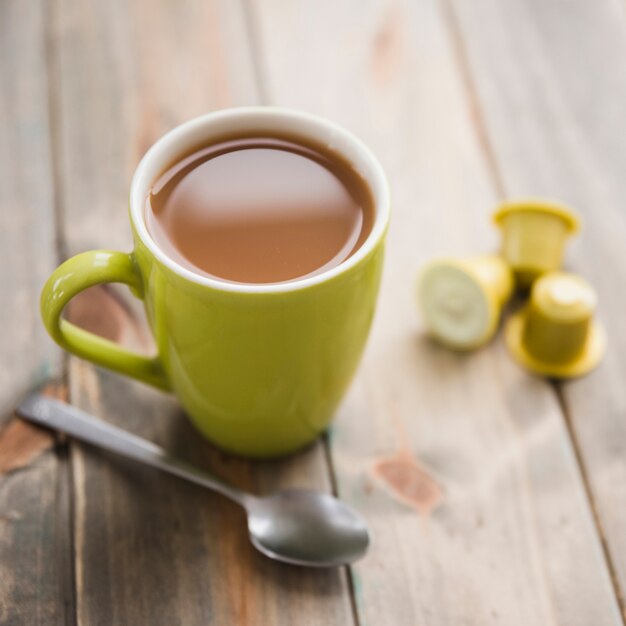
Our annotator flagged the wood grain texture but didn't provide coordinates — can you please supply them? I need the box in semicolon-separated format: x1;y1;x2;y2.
50;0;353;623
250;0;623;623
0;2;71;624
448;0;626;613
0;441;73;626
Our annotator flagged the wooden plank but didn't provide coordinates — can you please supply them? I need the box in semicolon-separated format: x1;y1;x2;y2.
0;0;72;623
447;0;626;613
50;0;354;623
0;0;60;418
250;0;623;623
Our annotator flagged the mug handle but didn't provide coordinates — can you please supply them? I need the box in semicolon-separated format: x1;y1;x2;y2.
41;250;170;391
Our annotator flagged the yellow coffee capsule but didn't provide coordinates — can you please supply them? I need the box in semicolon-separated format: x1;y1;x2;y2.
417;254;513;350
493;199;580;287
505;272;605;378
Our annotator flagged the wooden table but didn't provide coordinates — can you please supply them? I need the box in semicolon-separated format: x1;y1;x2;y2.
1;0;625;624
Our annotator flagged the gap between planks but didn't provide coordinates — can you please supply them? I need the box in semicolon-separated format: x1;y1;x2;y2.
44;0;78;622
554;384;626;621
440;0;626;619
44;0;68;264
322;433;363;626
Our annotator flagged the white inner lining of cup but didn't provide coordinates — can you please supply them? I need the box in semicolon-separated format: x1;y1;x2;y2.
130;107;390;294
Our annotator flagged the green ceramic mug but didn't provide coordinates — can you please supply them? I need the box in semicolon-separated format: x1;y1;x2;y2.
41;108;389;457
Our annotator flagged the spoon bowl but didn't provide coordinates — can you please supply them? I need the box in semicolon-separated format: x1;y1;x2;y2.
247;489;370;567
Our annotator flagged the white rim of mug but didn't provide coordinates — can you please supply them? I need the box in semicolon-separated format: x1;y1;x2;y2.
130;106;390;294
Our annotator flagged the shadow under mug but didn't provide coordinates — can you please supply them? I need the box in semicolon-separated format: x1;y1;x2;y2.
41;107;390;457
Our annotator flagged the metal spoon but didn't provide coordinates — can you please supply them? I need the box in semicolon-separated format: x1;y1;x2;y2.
17;393;369;568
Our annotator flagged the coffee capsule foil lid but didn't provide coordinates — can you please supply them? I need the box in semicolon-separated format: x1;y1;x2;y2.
418;256;512;350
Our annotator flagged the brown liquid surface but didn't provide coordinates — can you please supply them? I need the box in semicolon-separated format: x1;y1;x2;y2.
145;136;374;285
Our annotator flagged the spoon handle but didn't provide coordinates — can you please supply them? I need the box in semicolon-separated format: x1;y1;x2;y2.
17;393;248;506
